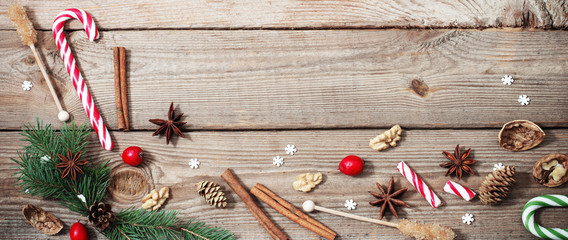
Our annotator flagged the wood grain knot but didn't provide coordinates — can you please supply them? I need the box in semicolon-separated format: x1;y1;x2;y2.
108;167;150;203
410;79;429;97
22;55;35;65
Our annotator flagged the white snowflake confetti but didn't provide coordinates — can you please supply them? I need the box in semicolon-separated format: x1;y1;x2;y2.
501;75;514;85
188;158;200;169
25;189;30;194
462;213;474;224
518;95;530;105
40;155;51;163
285;144;297;155
22;81;32;91
273;156;284;167
493;163;505;171
77;194;86;203
344;199;357;210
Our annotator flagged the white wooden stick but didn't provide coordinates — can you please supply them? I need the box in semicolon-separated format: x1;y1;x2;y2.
302;200;398;228
29;44;69;122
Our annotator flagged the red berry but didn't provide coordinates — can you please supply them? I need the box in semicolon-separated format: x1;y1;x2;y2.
122;146;144;166
338;155;364;176
70;221;89;240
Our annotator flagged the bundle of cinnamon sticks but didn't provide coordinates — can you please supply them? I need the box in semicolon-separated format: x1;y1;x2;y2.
221;169;336;240
251;183;336;240
113;47;129;131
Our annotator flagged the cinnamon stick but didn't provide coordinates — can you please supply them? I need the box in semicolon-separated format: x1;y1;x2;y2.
251;184;336;240
220;169;287;240
119;47;129;131
113;47;125;130
253;183;336;237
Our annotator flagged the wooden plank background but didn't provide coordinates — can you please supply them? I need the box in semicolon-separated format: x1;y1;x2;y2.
0;0;567;30
1;0;567;239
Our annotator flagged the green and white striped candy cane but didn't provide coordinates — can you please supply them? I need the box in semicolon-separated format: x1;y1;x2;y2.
522;194;568;240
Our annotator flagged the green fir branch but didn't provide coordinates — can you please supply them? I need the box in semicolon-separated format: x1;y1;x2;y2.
59;122;90;154
13;120;234;240
12;151;67;198
102;208;235;240
12;120;110;214
20;120;62;164
59;159;112;214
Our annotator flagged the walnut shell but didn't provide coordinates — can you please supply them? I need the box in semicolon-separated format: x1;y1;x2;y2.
22;204;63;235
533;153;568;187
498;120;545;151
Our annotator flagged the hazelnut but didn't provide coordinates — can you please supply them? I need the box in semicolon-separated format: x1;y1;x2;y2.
533;153;568;187
498;120;545;151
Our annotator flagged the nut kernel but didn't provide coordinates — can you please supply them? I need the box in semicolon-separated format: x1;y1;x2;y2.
551;166;566;181
542;160;558;171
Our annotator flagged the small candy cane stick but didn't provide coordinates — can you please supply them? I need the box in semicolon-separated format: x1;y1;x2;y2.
397;161;442;208
52;9;113;150
443;180;476;201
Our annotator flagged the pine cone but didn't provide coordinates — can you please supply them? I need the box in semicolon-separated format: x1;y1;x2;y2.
87;201;115;230
479;166;516;205
196;181;227;208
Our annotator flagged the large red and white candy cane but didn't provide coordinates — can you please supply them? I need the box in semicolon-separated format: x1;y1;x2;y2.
53;9;113;150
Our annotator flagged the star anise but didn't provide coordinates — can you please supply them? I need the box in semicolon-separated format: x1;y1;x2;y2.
56;149;88;180
369;177;410;220
440;144;477;180
149;102;186;145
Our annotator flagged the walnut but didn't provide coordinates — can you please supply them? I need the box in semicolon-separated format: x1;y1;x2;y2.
22;204;63;235
498;120;545;151
533;153;568;187
292;172;323;192
141;186;170;210
370;124;402;151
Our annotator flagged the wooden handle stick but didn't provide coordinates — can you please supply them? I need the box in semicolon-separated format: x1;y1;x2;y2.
221;169;288;240
302;200;456;240
29;45;69;122
9;4;69;122
302;200;398;228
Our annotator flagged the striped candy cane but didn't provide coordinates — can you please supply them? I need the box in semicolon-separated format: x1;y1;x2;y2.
53;9;112;150
443;180;476;201
397;161;442;208
522;194;568;240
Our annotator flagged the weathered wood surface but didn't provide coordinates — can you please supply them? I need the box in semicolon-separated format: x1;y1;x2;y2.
1;130;567;239
0;0;567;30
2;30;567;130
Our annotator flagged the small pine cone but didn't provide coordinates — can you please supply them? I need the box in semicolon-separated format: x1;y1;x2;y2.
196;181;227;208
87;201;115;230
479;166;516;205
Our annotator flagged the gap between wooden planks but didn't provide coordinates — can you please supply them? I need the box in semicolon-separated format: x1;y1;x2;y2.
1;29;567;130
0;0;566;30
0;130;567;239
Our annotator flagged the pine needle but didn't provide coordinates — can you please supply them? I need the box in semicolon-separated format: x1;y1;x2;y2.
8;3;37;46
